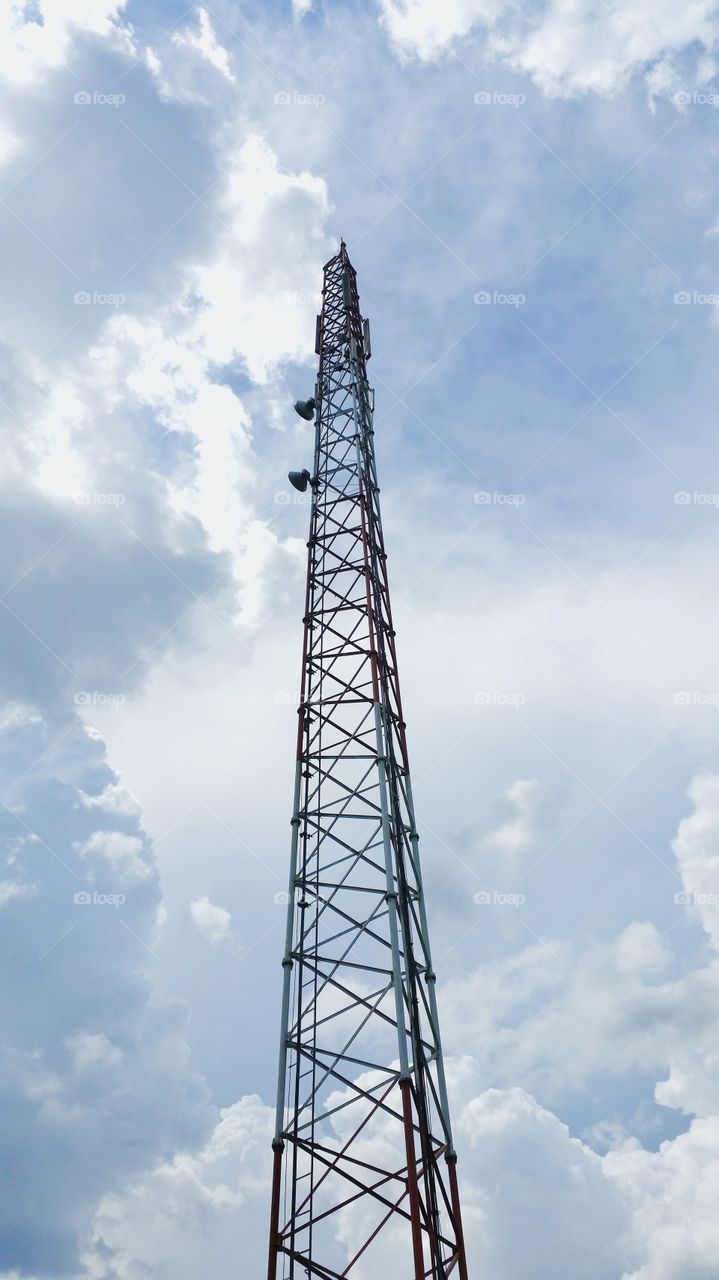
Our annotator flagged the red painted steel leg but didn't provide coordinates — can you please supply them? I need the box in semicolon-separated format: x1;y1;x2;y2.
447;1154;468;1280
401;1078;427;1280
267;1141;284;1280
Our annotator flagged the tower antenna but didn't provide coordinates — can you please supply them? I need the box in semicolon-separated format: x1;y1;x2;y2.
268;243;469;1279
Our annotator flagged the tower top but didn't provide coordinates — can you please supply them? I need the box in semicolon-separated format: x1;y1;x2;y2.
324;238;354;273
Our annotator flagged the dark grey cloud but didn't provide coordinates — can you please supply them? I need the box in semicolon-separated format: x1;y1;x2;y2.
0;712;213;1274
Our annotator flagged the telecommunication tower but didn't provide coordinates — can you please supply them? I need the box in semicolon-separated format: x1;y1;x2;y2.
267;243;469;1279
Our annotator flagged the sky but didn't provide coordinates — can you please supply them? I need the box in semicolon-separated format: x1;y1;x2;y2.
2;0;719;1276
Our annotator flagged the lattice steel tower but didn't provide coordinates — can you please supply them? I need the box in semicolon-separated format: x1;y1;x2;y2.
267;243;469;1280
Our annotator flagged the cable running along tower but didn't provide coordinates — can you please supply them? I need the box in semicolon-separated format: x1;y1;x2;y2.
268;243;469;1279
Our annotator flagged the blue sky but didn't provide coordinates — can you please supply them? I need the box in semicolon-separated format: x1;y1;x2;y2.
3;1;719;1277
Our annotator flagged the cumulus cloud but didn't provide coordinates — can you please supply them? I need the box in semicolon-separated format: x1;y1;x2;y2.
379;0;506;64
79;781;141;818
442;922;675;1102
437;767;719;1135
80;1071;636;1279
79;772;719;1277
73;829;151;881
670;769;719;947
0;99;332;1280
484;777;543;859
0;8;337;1268
188;132;331;382
1;119;331;629
171;9;235;84
460;1086;635;1278
82;1095;274;1277
190;895;234;946
378;0;719;100
0;713;212;1275
144;7;237;104
607;1118;719;1279
499;1;719;99
0;1;129;86
3;2;719;1277
0;878;36;905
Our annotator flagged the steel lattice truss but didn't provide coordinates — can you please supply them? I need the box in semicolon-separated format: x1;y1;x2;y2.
267;244;469;1280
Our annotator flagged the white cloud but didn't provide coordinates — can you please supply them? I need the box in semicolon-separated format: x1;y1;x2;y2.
484;777;542;858
190;133;331;381
80;781;141;818
73;829;151;881
67;1031;124;1072
20;125;332;627
441;771;719;1112
76;763;719;1277
379;0;502;62
378;0;719;99
147;7;236;103
0;1;130;86
442;922;679;1102
0;121;19;166
0;31;334;1267
82;1094;274;1278
171;8;235;83
655;1044;719;1120
3;2;719;1276
500;1;719;100
460;1086;634;1278
607;1118;719;1280
82;1073;636;1279
0;713;211;1275
190;895;233;946
670;770;719;948
0;878;36;905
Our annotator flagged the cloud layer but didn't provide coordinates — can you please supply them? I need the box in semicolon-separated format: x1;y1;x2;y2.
378;0;719;100
3;2;719;1278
